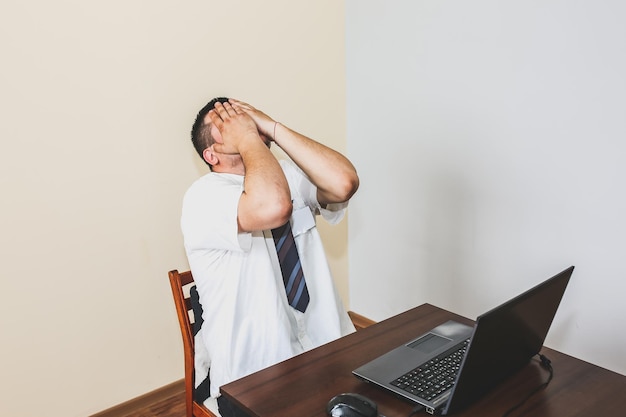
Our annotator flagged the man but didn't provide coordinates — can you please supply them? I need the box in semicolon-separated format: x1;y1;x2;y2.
181;97;359;416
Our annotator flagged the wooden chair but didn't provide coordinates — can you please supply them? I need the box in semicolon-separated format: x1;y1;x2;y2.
169;269;376;417
348;310;377;331
169;269;218;417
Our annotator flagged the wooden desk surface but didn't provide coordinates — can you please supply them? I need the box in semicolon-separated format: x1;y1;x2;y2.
221;304;626;416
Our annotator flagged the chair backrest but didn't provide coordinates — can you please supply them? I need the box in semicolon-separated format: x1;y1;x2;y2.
347;310;377;331
168;269;217;417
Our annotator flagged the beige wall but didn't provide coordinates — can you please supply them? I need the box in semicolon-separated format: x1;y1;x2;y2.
0;1;347;416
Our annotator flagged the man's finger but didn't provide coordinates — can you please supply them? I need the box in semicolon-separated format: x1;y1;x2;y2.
208;109;223;125
217;101;240;116
212;143;240;155
231;100;252;111
214;101;231;117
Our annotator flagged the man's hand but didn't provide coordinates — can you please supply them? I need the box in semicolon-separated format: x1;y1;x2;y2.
228;99;360;205
229;99;277;141
208;101;262;154
207;101;291;232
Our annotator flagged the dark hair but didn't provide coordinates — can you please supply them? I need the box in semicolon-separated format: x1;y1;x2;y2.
191;97;230;168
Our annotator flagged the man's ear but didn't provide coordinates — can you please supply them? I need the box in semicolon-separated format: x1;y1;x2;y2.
202;146;218;166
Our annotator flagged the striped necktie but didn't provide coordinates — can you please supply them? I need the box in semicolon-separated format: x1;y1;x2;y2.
272;221;310;312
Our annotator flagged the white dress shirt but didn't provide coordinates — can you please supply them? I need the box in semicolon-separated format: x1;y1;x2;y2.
181;159;355;399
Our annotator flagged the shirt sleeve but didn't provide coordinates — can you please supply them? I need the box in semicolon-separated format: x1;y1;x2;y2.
181;174;251;253
279;159;347;225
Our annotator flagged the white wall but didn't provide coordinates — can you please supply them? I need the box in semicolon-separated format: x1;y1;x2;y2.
0;1;347;416
346;0;626;376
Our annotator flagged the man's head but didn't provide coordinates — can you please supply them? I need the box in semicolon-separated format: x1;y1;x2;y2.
191;97;230;169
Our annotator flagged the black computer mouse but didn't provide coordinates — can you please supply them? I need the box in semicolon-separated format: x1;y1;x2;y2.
326;393;378;417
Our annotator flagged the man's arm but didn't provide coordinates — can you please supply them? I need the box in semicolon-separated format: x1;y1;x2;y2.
273;122;359;205
230;99;360;206
209;102;292;232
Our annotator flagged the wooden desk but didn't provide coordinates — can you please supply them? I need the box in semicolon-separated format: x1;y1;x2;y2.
221;304;626;416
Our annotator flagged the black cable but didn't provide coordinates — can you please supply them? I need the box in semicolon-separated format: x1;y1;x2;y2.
501;354;553;417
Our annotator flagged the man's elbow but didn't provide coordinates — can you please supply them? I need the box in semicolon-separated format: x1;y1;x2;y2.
260;194;293;229
342;173;360;201
326;172;360;204
272;198;293;227
239;194;293;232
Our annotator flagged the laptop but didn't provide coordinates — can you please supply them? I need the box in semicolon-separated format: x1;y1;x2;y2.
353;266;574;415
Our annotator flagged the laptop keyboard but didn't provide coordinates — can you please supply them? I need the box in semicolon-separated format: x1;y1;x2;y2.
390;339;470;402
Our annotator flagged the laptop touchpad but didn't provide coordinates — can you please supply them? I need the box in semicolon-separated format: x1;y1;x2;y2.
407;333;450;354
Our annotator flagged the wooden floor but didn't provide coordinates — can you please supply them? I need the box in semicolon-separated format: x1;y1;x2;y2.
123;391;186;417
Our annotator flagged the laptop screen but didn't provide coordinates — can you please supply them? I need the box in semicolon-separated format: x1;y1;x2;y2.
443;266;573;414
